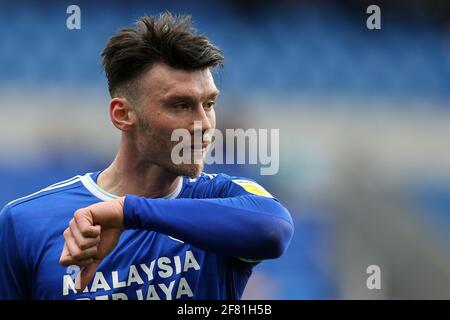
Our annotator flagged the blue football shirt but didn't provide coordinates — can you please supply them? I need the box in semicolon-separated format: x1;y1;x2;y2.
0;172;269;300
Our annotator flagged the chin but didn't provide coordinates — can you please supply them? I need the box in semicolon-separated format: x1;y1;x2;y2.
166;162;204;179
182;164;204;178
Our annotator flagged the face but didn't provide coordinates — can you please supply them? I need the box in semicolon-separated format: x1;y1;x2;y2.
131;63;219;178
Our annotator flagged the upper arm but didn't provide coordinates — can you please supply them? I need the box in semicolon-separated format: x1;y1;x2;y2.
0;206;29;299
217;175;291;263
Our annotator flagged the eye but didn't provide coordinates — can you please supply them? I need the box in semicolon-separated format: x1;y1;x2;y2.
173;102;191;110
204;101;216;110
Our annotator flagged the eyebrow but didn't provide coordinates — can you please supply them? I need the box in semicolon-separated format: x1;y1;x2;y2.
209;90;220;98
163;90;220;102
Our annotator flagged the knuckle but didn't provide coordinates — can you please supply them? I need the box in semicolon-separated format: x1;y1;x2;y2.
63;229;70;238
73;246;97;260
79;239;92;250
73;210;81;220
74;209;87;222
93;225;101;234
80;227;91;237
71;248;83;260
78;242;88;250
72;253;83;261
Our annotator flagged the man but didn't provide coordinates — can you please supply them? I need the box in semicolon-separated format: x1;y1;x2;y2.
0;13;293;300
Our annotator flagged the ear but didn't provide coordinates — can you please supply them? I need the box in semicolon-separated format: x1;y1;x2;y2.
109;97;136;131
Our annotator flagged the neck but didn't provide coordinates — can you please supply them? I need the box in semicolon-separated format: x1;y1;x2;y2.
97;138;181;198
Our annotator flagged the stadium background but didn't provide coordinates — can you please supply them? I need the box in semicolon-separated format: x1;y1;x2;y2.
1;0;450;299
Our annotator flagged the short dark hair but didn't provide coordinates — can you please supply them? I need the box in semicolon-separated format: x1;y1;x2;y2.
101;12;224;99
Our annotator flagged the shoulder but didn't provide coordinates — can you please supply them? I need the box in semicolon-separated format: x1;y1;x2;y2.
185;172;252;189
2;175;84;220
186;172;257;184
182;172;273;198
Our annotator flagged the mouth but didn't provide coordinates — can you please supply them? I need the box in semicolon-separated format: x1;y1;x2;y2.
191;144;209;152
189;143;210;158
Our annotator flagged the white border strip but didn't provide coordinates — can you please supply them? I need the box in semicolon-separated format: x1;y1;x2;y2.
7;175;82;206
80;173;184;202
80;173;118;202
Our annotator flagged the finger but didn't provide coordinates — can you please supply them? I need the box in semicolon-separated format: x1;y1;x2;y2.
64;228;98;261
74;209;101;238
59;243;73;266
61;248;97;267
60;256;94;269
69;219;100;250
78;259;102;292
75;258;94;269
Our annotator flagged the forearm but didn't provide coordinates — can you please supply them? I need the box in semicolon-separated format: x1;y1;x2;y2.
123;195;294;260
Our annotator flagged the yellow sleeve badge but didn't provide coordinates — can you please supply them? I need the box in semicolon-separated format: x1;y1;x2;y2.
232;180;273;198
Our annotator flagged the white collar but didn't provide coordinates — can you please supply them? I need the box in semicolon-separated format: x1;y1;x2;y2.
80;173;183;201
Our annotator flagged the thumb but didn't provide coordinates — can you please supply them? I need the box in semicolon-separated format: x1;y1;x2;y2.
77;259;102;292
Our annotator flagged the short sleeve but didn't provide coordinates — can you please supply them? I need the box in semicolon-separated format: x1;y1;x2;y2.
0;206;29;299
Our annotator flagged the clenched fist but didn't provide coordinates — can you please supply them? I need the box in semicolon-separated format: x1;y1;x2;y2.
59;197;125;291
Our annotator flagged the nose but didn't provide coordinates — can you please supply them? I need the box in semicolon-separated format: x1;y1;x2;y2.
191;104;213;134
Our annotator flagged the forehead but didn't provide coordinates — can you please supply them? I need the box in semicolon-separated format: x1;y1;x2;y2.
140;63;218;99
